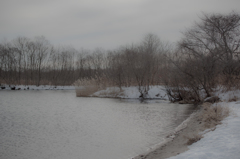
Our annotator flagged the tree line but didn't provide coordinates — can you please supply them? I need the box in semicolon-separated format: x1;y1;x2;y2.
1;12;240;101
0;36;77;86
0;34;168;91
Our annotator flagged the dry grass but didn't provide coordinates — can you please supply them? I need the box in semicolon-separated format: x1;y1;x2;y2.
76;86;99;97
74;76;114;97
201;103;230;129
73;78;99;87
184;102;230;145
186;134;203;145
74;78;104;97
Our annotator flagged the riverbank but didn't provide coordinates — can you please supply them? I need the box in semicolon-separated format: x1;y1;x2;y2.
133;90;240;159
76;86;168;99
132;103;210;159
0;85;75;90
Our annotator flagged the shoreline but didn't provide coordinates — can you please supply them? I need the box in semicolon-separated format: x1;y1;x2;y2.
133;103;213;159
0;85;75;90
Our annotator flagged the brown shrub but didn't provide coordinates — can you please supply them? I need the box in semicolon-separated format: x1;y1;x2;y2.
75;86;99;97
186;134;203;145
201;103;230;128
74;77;108;97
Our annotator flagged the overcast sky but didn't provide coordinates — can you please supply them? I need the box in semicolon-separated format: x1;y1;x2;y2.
0;0;240;50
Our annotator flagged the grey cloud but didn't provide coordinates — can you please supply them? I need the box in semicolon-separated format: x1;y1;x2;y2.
0;0;240;50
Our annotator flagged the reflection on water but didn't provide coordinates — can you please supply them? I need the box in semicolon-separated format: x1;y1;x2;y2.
0;90;196;159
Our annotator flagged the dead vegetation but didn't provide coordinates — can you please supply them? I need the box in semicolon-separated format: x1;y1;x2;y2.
184;102;230;145
163;12;240;103
75;86;99;97
186;134;203;145
201;103;230;128
74;76;110;97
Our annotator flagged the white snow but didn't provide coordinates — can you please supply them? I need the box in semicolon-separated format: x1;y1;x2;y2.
168;90;240;159
92;86;168;99
214;89;240;102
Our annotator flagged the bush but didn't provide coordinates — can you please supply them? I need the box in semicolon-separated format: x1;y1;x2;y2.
201;103;230;128
74;76;111;97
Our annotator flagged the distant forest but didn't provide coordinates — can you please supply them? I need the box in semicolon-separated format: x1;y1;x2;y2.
0;34;169;87
1;12;240;101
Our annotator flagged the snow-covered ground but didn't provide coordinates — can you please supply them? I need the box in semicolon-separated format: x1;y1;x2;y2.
0;85;75;90
168;90;240;159
92;86;168;99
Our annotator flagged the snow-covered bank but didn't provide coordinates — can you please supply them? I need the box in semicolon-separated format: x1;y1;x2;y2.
0;85;75;90
167;101;240;159
134;89;240;159
90;86;168;99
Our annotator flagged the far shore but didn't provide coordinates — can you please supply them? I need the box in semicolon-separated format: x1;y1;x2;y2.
0;84;75;90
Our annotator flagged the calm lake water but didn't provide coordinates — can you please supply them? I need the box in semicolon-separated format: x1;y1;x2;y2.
0;90;196;159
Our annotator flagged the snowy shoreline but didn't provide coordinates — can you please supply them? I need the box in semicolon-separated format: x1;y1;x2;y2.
0;85;75;90
77;86;169;100
133;91;240;159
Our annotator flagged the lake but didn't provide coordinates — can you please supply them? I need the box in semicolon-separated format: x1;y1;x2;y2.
0;90;196;159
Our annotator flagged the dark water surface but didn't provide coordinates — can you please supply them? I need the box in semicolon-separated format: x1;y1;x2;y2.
0;90;196;159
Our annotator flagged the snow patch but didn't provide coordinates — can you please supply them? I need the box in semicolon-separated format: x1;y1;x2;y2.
92;86;168;99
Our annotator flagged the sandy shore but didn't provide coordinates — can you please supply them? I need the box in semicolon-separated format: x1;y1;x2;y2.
133;103;214;159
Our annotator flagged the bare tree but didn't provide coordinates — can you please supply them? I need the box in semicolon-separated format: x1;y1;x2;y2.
12;37;32;84
163;12;240;102
34;36;53;86
179;12;240;89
